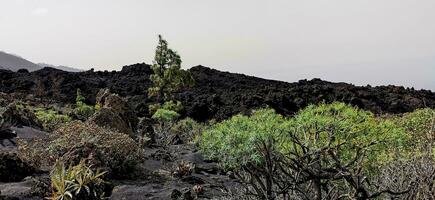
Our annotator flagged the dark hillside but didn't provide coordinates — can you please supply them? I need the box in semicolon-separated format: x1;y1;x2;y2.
0;63;434;121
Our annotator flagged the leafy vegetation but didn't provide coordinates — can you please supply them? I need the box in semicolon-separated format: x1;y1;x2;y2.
170;117;204;144
151;108;180;146
200;103;416;199
73;89;95;120
393;108;435;157
200;108;287;169
148;35;194;116
18;121;142;178
49;159;107;200
34;108;72;131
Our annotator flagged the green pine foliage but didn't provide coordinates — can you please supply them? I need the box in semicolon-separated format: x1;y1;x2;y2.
148;35;194;106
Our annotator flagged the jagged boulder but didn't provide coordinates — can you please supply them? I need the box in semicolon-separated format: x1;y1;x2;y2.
0;118;14;140
0;153;35;182
0;103;42;129
0;176;50;200
88;108;132;136
89;89;138;137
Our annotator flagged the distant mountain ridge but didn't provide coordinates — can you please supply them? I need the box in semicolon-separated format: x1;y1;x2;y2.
0;51;81;72
37;63;82;72
0;51;42;71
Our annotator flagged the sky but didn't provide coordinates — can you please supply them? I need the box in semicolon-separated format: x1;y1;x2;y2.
0;0;434;90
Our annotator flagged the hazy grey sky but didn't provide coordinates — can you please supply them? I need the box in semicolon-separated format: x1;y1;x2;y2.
1;0;434;90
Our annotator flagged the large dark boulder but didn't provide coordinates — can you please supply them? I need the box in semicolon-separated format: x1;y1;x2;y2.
0;103;42;129
88;89;138;137
0;153;35;182
88;108;132;136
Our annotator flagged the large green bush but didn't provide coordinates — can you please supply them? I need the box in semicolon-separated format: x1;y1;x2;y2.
200;103;411;199
200;103;408;170
287;102;409;170
200;108;288;169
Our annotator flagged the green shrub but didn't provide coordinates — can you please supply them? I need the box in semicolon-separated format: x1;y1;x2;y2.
49;159;107;200
393;108;435;156
287;102;409;170
74;102;95;120
200;108;287;169
149;100;183;116
73;89;95;120
151;108;180;146
94;103;101;111
19;121;143;178
200;103;409;170
162;100;183;112
199;103;410;199
152;108;180;122
34;108;72;131
170;118;204;144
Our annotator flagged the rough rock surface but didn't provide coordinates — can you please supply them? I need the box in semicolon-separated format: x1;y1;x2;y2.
0;103;42;129
0;179;33;200
0;175;49;200
88;89;138;136
0;64;434;121
109;144;240;200
0;102;47;151
0;153;35;183
89;108;132;136
0;127;48;152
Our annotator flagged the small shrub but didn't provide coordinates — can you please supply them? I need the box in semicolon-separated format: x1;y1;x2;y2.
172;160;195;178
149;100;183;115
94;103;101;111
152;108;180;122
73;89;95;120
49;159;108;200
17;137;50;169
151;108;180;146
34;108;72;131
170;117;204;144
19;121;143;178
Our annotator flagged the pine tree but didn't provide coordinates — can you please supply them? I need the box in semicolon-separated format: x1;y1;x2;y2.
148;35;194;104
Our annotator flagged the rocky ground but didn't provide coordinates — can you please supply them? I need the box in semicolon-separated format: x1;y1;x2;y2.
0;64;434;121
0;89;241;200
0;65;434;199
